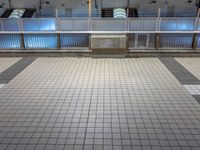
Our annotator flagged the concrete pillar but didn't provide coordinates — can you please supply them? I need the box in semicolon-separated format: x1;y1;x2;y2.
192;33;198;50
155;33;160;49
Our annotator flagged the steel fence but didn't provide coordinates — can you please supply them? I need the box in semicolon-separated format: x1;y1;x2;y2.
0;17;200;50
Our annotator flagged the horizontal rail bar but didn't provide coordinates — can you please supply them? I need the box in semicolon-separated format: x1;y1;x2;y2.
0;31;200;34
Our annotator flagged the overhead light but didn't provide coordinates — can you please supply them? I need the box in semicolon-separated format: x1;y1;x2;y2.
9;9;25;18
113;8;126;18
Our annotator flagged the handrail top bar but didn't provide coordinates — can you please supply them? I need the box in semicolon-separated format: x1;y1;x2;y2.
0;18;56;20
0;17;199;32
0;17;198;20
0;31;199;34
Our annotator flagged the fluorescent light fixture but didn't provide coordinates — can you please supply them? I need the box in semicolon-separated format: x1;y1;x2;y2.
113;8;126;18
9;9;25;18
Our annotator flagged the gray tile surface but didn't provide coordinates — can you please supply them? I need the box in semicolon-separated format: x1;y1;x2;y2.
0;58;21;74
159;58;200;85
160;58;200;105
0;57;36;84
193;95;200;104
0;58;200;150
175;58;200;81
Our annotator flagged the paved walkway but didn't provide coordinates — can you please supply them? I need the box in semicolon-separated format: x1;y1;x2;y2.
0;57;200;150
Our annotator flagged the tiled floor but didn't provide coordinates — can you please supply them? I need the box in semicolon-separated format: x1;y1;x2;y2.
0;58;21;73
0;57;36;84
176;58;200;80
183;85;200;95
0;57;200;150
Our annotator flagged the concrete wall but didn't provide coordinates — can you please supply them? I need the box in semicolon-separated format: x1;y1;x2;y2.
91;34;127;55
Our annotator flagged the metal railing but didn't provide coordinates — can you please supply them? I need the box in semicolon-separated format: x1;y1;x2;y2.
0;17;200;33
59;18;90;31
128;17;157;31
22;18;57;31
160;17;196;31
1;17;200;50
92;18;126;31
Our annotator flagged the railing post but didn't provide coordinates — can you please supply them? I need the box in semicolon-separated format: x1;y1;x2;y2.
20;33;25;49
88;18;92;31
127;18;129;31
195;8;200;30
126;16;129;31
155;8;161;49
192;9;200;50
37;19;40;30
0;20;4;31
20;18;24;31
57;32;61;49
126;7;129;31
156;8;161;31
155;33;160;49
55;9;61;49
18;18;25;49
192;33;198;50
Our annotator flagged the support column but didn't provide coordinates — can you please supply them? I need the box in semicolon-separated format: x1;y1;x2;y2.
192;33;198;50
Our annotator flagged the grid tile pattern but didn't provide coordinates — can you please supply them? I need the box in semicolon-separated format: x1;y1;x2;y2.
176;58;200;81
0;57;36;84
184;85;200;95
193;96;200;104
0;58;200;150
159;58;200;85
0;58;21;74
162;58;200;104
